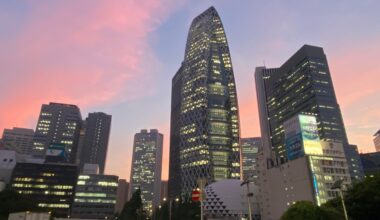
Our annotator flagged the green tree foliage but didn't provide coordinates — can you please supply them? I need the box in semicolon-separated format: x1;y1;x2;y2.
119;189;146;220
281;201;344;220
323;175;380;220
0;189;46;220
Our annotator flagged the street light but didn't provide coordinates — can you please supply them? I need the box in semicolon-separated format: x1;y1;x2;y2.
331;179;348;220
241;178;254;220
163;197;179;220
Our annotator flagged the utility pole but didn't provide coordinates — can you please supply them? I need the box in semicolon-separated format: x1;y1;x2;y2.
331;179;348;220
241;178;253;220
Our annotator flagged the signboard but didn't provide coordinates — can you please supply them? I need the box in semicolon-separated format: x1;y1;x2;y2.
46;143;66;157
192;189;200;201
299;115;323;156
284;114;322;160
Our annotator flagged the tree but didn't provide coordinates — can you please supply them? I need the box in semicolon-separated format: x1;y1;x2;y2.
0;189;46;220
323;175;380;220
281;201;344;220
119;189;146;220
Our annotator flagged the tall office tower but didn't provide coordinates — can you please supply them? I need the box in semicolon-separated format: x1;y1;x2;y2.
78;112;112;174
130;129;163;216
32;103;82;163
71;173;118;219
115;179;129;214
169;6;241;198
241;137;261;182
255;45;363;181
10;162;78;217
374;130;380;152
1;127;34;154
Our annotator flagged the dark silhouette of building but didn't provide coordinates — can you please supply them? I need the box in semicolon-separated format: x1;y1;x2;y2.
10;162;79;217
360;151;380;176
78;112;112;174
169;6;241;198
1;127;34;154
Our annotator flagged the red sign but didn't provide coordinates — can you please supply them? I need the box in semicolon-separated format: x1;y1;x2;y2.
191;189;200;201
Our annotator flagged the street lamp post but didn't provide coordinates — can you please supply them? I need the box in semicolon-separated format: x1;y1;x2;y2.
163;197;179;220
331;179;348;220
241;178;253;220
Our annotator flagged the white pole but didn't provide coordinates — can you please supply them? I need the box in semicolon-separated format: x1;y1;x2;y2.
339;190;349;220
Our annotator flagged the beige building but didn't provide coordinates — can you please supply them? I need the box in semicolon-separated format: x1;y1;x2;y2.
259;141;351;219
8;212;50;220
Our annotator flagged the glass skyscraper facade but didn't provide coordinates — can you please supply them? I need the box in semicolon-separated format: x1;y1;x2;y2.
255;45;363;181
129;129;163;216
169;7;241;198
241;137;261;183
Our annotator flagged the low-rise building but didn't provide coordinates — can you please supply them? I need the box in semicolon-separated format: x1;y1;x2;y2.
71;173;118;219
8;212;50;220
10;162;78;217
360;151;380;177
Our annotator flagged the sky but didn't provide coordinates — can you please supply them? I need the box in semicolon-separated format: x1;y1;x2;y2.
1;0;380;181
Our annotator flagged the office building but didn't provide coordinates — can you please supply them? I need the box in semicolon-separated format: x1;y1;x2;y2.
255;45;363;182
0;150;18;184
32;103;82;163
360;152;380;177
257;114;351;219
71;173;118;219
169;6;241;199
1;128;34;154
10;162;78;217
130;129;163;216
78;112;112;174
115;179;129;214
374;130;380;152
241;137;261;182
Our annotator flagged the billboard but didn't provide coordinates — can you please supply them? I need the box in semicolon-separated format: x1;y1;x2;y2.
46;143;66;157
284;114;322;160
299;115;323;156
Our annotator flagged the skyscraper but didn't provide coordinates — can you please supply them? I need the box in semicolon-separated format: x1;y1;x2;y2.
241;137;261;183
129;129;163;216
78;112;112;174
255;45;363;181
169;6;241;198
1;127;34;154
255;45;359;219
32;103;82;163
374;129;380;152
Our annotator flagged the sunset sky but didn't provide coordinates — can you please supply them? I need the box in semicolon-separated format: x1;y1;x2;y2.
1;0;379;180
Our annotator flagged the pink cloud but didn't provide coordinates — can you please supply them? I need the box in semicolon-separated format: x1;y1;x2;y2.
328;39;380;153
0;0;181;132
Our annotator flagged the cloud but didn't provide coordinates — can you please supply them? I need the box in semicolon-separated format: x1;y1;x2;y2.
328;39;380;152
0;0;181;131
